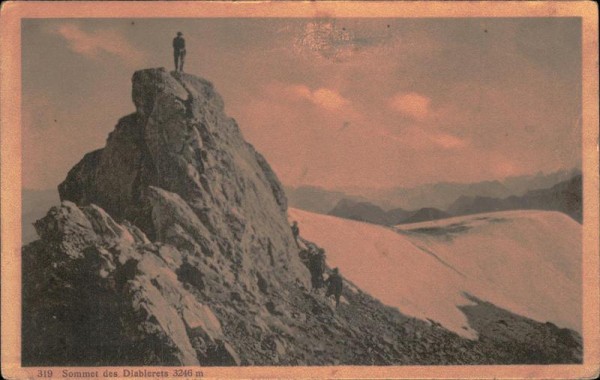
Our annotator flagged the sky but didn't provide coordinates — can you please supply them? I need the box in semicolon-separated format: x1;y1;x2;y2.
21;18;581;192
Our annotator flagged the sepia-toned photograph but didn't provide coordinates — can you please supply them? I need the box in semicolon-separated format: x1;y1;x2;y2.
1;1;598;379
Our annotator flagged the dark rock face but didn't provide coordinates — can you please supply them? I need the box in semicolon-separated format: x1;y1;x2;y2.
460;295;583;364
32;68;310;365
24;68;582;366
60;69;288;239
58;68;303;282
23;202;234;366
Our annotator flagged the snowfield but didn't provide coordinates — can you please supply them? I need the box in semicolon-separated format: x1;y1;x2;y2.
288;208;581;339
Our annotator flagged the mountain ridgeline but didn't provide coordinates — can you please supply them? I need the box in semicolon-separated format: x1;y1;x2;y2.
23;69;581;366
328;199;411;225
327;175;582;226
287;168;580;214
447;174;582;222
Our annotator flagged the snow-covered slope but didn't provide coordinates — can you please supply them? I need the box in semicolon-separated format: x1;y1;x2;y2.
288;208;581;339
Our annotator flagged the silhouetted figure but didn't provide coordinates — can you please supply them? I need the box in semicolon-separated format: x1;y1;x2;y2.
291;221;300;247
325;267;343;307
308;248;325;290
173;32;186;72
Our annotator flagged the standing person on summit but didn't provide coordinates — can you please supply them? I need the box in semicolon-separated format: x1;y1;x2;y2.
173;32;186;72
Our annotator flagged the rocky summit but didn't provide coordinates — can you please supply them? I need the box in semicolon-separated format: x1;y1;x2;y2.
23;68;581;366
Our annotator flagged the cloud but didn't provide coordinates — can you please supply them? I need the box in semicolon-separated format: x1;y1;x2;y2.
283;84;351;112
389;92;432;122
393;125;469;151
54;24;146;66
493;159;520;177
430;133;469;149
310;88;351;111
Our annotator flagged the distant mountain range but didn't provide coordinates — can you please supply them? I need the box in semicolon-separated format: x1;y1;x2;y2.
448;174;582;222
328;200;452;226
373;168;581;210
286;168;581;212
328;199;411;225
284;186;356;214
401;207;451;224
326;174;582;226
328;199;451;226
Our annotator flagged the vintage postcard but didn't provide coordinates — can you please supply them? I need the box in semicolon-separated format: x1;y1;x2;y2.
1;1;599;379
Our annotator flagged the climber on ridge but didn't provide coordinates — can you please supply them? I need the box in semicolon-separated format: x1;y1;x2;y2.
173;32;186;72
308;248;326;291
325;267;343;308
291;221;300;247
